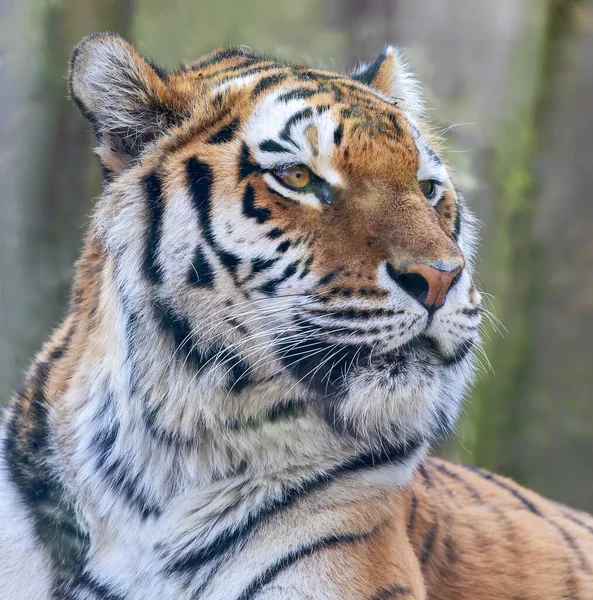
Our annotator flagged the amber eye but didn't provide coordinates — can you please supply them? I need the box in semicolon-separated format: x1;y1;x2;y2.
275;165;311;190
419;179;437;200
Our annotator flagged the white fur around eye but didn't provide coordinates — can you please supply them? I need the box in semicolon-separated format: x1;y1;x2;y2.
262;173;322;209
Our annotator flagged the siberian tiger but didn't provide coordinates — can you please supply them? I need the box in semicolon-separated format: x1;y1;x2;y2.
0;32;592;600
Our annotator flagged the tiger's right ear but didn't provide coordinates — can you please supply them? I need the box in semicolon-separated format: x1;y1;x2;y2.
69;33;187;175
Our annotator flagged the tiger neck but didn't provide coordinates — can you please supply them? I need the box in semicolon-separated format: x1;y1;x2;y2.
50;249;426;523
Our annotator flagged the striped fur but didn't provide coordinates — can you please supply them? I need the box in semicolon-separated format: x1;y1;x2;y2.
1;33;589;599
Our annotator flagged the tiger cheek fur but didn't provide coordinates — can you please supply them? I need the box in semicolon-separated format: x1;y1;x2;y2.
1;33;592;600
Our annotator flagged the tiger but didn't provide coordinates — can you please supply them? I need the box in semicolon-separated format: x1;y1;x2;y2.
0;31;592;600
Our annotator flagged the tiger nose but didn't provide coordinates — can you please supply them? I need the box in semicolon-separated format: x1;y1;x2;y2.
387;262;463;312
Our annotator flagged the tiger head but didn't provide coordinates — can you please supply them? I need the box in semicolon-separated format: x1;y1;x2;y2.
69;34;481;457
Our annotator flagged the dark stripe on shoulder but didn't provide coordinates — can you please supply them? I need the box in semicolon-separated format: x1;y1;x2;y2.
461;464;591;573
143;172;165;284
371;584;412;599
461;465;541;515
242;184;271;223
420;520;439;567
407;492;418;535
433;461;482;501
207;118;241;144
237;529;377;600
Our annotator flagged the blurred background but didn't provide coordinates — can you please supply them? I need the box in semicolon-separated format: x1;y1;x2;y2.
1;0;592;510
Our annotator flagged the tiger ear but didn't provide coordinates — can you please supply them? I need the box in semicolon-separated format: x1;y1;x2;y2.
351;45;425;119
69;33;187;175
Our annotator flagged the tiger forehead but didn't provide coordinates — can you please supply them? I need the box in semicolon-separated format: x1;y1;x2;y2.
176;48;412;138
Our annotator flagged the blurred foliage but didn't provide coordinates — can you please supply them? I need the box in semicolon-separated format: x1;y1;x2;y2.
1;0;592;511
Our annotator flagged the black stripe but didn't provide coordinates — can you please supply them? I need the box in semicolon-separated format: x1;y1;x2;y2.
371;584;412;599
462;465;541;515
165;438;420;574
250;257;277;276
251;73;287;98
453;201;462;241
228;358;251;392
317;271;338;286
417;462;433;488
237;530;377;600
210;61;279;79
420;520;439;567
333;122;344;146
143;172;165;284
187;157;241;276
258;261;300;296
407;492;418;535
90;392;161;520
239;143;257;179
4;326;88;576
276;240;291;253
433;462;482;501
189;48;256;70
308;307;403;320
53;573;125;600
267;228;284;239
187;245;215;287
563;512;593;538
462;465;591;573
257;278;282;296
154;299;212;371
300;255;313;279
101;456;161;521
242;184;271;223
259;139;292;154
277;87;318;103
207;118;241;144
279;107;313;148
154;298;249;395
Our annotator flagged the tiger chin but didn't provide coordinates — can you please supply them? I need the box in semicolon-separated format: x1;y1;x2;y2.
1;33;592;600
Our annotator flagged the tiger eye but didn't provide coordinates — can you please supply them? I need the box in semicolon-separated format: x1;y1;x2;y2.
419;179;437;200
276;165;311;190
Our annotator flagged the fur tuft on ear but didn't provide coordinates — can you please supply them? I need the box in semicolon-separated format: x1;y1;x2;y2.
351;45;425;119
69;33;186;175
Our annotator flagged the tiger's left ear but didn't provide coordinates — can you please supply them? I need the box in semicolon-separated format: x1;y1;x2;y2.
351;45;425;119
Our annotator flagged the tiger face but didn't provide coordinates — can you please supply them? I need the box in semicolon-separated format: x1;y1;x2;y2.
70;35;481;451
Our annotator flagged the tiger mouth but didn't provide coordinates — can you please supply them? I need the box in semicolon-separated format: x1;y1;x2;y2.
277;327;474;397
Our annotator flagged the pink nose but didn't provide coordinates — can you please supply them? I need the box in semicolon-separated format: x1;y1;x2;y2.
387;262;462;311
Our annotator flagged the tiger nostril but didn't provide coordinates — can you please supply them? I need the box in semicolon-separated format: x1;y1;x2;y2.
396;272;430;305
386;261;462;312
